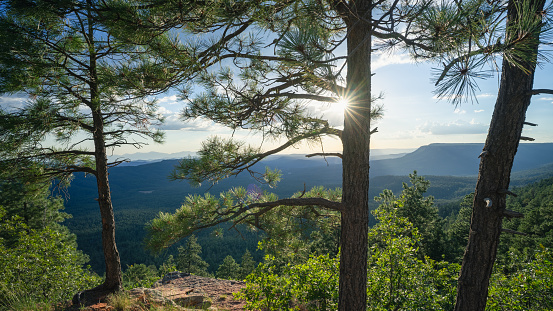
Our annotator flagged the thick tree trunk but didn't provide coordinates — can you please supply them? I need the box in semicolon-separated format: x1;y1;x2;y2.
86;4;122;291
454;0;543;309
92;109;123;291
339;1;372;310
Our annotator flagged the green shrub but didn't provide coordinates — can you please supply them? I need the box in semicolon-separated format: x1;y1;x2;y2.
487;247;553;310
0;220;100;309
122;264;160;290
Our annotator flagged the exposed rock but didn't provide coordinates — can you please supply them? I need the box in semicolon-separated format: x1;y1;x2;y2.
66;272;246;311
128;287;177;307
154;273;246;311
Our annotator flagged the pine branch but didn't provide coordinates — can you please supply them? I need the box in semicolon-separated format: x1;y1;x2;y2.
265;92;338;102
373;29;430;50
434;49;487;86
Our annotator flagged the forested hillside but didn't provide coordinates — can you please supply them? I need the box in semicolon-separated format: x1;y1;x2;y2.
63;143;553;274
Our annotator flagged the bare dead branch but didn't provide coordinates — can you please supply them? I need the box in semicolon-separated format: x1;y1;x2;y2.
503;209;524;219
529;89;553;95
501;228;528;236
305;152;343;159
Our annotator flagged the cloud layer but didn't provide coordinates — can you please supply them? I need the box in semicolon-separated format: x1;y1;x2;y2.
418;119;488;135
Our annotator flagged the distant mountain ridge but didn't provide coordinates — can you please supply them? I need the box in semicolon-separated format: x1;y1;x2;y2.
115;142;553;176
63;142;553;273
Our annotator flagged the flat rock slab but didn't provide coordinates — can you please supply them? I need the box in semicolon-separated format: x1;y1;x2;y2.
154;274;247;311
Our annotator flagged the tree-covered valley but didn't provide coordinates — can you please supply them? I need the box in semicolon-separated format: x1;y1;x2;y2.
63;143;553;275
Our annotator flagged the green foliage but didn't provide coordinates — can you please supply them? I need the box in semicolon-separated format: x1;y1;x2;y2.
122;264;159;290
145;185;340;259
238;203;459;311
176;235;210;277
158;255;177;277
256;186;341;268
443;193;473;263
239;249;257;280
367;207;458;311
374;172;445;260
414;0;552;105
498;176;553;267
216;255;241;280
487;247;553;310
237;254;339;311
0;177;100;307
170;137;282;187
0;0;170;177
0;212;100;307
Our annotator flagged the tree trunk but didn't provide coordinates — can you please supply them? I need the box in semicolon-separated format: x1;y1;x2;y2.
339;1;372;309
86;2;122;291
92;109;123;291
454;0;544;309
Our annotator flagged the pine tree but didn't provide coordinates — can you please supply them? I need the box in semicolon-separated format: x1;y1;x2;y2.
216;255;241;280
239;249;256;280
410;0;551;308
0;0;178;293
176;235;209;277
128;1;461;309
374;172;445;260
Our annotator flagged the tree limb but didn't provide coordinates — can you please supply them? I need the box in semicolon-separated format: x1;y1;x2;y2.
529;89;553;95
305;152;343;159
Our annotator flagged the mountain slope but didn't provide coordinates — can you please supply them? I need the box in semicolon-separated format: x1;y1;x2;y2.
62;143;553;273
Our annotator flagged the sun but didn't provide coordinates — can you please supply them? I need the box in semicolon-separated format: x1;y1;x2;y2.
333;98;349;113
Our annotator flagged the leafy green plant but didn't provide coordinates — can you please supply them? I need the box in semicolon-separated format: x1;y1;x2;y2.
366;207;458;311
487;247;553;310
122;264;159;290
0;209;100;308
237;254;338;310
238;198;459;311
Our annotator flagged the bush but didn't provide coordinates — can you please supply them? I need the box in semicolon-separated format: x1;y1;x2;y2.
0;220;100;309
487;247;553;310
237;254;338;310
122;264;160;290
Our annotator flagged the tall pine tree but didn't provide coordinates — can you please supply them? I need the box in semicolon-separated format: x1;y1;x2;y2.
411;0;552;308
176;235;210;277
125;1;458;309
0;0;179;293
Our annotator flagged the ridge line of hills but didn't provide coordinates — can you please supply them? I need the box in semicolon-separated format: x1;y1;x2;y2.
63;142;553;273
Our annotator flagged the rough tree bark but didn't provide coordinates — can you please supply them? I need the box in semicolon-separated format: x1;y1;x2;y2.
339;0;372;309
89;13;122;290
454;0;545;309
92;109;123;291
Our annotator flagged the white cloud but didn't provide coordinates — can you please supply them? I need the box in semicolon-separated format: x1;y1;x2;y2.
537;97;553;101
371;52;413;70
157;94;180;105
418;119;488;135
156;106;226;132
477;93;495;98
474;109;485;113
454;108;466;114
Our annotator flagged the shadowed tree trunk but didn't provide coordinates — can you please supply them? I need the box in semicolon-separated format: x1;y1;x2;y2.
92;109;123;291
454;0;545;308
339;1;372;309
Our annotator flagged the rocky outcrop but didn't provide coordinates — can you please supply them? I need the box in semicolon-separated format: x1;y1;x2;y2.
70;272;246;311
128;287;214;310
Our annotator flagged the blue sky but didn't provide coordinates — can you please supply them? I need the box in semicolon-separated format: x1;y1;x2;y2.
135;51;553;156
1;51;551;157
